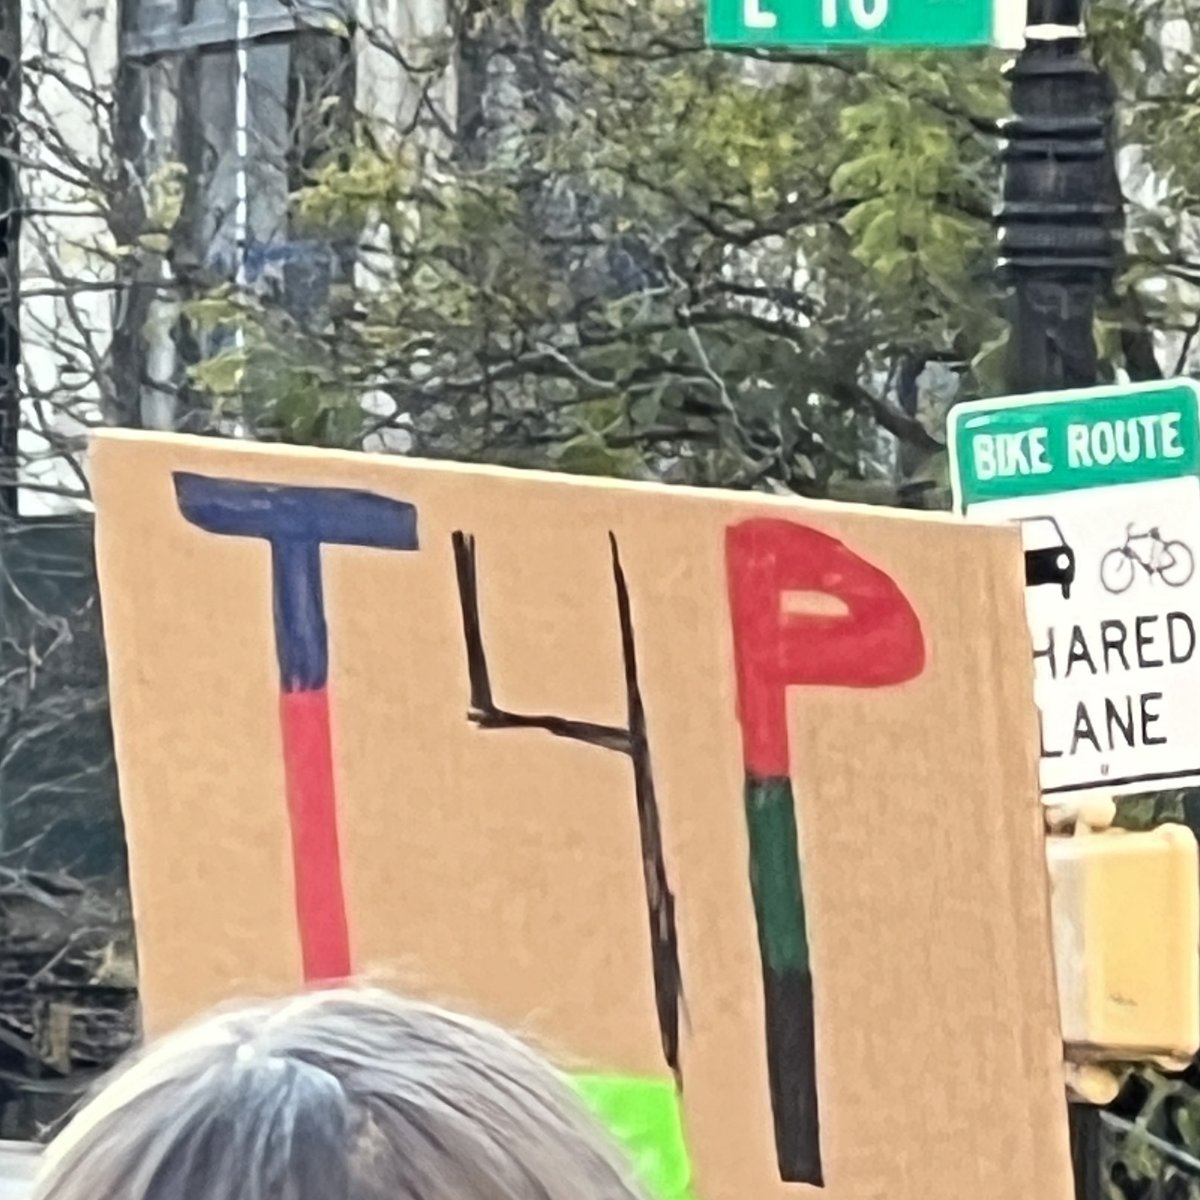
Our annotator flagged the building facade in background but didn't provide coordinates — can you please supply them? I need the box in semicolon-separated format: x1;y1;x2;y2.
12;0;446;515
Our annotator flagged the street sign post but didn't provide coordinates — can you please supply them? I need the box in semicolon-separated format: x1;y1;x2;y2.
949;379;1200;799
706;0;1026;49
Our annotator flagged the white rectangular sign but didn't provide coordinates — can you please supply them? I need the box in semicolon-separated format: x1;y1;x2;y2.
949;380;1200;798
973;478;1200;795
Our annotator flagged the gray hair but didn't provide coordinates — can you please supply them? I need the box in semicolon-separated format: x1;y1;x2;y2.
35;989;649;1200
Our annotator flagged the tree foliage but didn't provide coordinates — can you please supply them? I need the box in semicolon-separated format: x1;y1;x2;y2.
11;0;1200;508
182;2;1009;499
152;0;1198;511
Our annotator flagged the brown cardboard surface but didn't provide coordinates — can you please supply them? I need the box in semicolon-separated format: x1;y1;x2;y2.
89;430;1072;1200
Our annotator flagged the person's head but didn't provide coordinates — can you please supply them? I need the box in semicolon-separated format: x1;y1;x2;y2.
36;988;648;1200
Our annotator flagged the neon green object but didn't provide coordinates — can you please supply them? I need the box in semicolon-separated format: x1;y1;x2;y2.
570;1074;696;1200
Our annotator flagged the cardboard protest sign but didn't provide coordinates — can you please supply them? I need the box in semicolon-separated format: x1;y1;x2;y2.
90;430;1072;1200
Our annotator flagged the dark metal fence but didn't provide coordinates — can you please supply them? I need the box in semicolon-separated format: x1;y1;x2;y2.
1105;1079;1200;1200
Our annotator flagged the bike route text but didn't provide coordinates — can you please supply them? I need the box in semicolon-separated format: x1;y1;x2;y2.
972;412;1185;481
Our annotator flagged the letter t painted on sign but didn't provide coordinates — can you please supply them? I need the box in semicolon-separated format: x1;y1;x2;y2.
174;473;420;983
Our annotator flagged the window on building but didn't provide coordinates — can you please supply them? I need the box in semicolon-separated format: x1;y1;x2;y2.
115;0;354;431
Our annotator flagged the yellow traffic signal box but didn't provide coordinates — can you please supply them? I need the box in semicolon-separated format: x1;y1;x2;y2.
1047;822;1200;1068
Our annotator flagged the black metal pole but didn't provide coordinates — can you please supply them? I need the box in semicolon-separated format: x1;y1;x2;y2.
997;4;1122;1199
998;0;1122;393
1069;1101;1105;1200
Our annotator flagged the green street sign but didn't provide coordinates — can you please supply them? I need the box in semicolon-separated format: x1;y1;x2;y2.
706;0;1024;49
949;380;1200;509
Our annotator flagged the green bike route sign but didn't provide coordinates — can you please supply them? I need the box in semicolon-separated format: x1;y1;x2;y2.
706;0;1026;49
949;379;1200;798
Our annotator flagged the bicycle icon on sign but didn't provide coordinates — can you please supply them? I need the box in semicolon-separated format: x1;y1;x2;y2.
1100;524;1195;594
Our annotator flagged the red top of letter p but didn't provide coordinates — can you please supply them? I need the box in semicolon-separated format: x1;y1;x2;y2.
726;519;926;778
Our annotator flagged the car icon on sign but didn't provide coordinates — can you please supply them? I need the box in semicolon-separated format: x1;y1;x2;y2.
1018;515;1076;599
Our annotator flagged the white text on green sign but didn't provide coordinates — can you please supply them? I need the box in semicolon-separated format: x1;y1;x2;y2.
705;0;1024;48
950;382;1200;508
